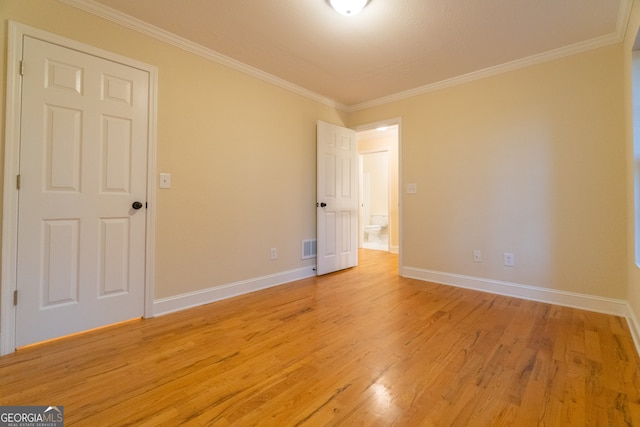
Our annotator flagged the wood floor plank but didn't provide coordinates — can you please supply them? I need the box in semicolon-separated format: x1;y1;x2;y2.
1;249;639;425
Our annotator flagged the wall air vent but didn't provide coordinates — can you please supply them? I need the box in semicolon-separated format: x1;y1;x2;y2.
301;239;317;259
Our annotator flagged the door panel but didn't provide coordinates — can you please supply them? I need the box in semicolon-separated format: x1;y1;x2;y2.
43;219;79;305
16;36;149;347
102;115;133;192
100;218;130;295
316;121;358;275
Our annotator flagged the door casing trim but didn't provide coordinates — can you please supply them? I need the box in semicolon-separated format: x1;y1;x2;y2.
1;22;158;355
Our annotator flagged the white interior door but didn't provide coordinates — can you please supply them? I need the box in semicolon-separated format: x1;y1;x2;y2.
15;36;149;347
316;121;358;275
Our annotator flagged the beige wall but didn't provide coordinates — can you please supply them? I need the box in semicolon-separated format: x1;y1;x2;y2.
350;44;627;299
0;1;631;308
625;1;640;326
0;0;346;299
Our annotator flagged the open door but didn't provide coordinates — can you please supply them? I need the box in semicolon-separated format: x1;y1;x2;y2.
316;121;358;275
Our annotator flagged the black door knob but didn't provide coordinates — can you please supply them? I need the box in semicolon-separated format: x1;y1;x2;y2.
320;202;327;207
132;201;144;210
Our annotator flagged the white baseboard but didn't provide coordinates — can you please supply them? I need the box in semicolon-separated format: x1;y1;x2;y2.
390;245;399;254
153;266;316;316
625;304;640;357
401;266;640;357
401;266;629;316
152;263;640;358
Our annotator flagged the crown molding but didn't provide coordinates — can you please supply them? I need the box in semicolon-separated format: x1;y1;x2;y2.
348;0;633;112
57;0;348;111
59;0;631;113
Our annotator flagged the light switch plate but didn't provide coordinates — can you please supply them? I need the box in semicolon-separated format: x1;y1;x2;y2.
407;183;417;194
159;173;171;189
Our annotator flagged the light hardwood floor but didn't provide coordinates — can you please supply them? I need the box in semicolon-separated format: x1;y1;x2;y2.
1;249;639;426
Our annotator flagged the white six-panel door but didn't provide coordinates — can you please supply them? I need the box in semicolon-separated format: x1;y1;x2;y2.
316;121;358;275
15;36;149;347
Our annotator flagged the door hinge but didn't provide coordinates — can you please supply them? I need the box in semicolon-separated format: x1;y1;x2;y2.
19;60;24;76
13;290;18;306
16;174;20;190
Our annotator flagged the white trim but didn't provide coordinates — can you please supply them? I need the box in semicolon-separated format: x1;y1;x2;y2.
626;305;640;358
144;59;159;320
402;266;640;356
57;0;347;111
348;0;633;112
59;0;632;113
352;118;403;133
0;22;158;355
1;23;24;356
153;266;317;317
349;38;629;112
401;266;630;317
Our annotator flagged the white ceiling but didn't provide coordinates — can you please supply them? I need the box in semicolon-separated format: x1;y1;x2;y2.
82;0;629;108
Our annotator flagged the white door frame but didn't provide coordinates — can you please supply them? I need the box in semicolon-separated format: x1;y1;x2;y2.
353;118;402;264
1;22;158;355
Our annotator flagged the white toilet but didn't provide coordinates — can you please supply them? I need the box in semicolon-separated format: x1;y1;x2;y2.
363;214;388;241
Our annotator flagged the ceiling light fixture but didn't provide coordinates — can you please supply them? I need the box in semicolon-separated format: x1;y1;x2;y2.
329;0;369;16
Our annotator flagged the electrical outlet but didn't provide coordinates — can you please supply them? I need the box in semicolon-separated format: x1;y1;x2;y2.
504;252;515;267
270;248;278;260
473;249;482;262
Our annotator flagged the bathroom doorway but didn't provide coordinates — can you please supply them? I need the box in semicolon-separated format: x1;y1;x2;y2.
357;124;399;253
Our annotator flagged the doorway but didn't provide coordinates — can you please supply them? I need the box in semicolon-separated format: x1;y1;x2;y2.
356;123;399;254
360;151;390;251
